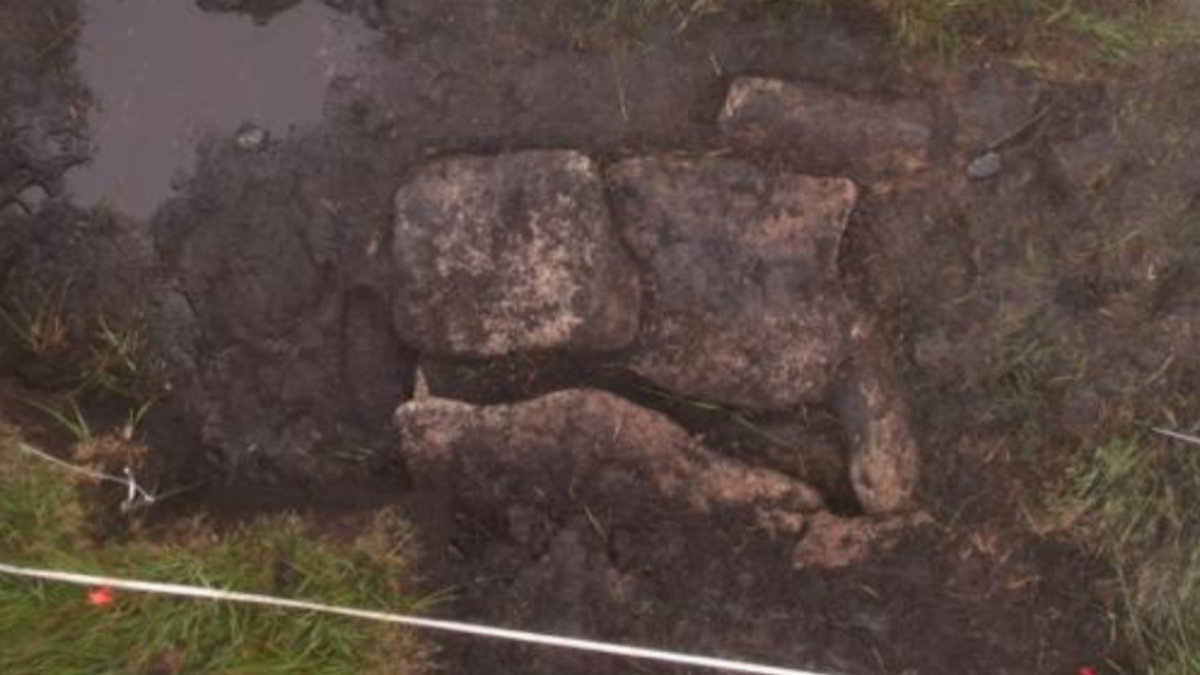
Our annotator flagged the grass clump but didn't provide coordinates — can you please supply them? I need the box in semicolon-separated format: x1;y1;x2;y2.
856;0;1153;55
0;283;72;365
1;283;167;444
0;285;159;401
0;424;428;675
1065;433;1200;675
584;0;1183;74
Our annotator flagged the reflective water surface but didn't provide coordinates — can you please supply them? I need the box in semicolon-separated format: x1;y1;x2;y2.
69;0;371;218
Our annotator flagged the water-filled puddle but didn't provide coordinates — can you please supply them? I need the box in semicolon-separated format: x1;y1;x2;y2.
68;0;372;219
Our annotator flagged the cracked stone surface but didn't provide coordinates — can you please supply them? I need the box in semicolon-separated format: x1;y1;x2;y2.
392;150;641;358
608;156;858;410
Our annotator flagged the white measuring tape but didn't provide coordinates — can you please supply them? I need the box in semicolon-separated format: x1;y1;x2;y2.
4;419;836;673
0;561;835;675
1153;427;1200;447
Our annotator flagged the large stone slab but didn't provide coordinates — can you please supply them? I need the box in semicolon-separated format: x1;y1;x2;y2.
396;387;916;574
392;150;641;357
396;389;824;535
720;77;933;179
608;156;858;410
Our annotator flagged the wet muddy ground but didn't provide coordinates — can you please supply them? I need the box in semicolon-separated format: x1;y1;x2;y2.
5;1;1200;674
68;0;370;217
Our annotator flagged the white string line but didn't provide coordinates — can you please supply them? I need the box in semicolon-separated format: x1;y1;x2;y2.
16;442;156;512
0;561;835;675
1153;428;1200;447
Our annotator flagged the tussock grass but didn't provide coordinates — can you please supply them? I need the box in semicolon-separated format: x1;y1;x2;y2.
585;0;1185;73
0;286;160;401
1065;433;1200;675
0;284;168;446
0;283;72;363
0;423;428;675
858;0;1153;55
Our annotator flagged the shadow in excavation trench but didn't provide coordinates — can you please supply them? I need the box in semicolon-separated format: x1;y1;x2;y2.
107;347;863;524
1;380;410;527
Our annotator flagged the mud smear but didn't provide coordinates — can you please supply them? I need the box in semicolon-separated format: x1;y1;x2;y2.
67;0;372;219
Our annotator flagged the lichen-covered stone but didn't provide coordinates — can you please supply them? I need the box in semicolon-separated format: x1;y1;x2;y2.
392;150;641;357
395;389;824;534
608;156;858;410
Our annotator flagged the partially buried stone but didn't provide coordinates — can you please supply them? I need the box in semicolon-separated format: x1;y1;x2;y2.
608;156;858;410
835;321;921;515
392;150;641;357
235;123;270;152
720;77;933;178
395;389;824;534
14;184;49;215
793;511;928;569
967;151;1003;180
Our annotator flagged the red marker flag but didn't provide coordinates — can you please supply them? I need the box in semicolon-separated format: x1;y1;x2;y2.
87;586;114;607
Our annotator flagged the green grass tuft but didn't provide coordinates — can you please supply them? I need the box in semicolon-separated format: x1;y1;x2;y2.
583;0;1186;75
0;424;427;675
1066;433;1200;675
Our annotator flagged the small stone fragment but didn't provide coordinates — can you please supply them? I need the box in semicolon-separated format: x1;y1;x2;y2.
793;511;927;569
16;183;49;213
235;123;270;152
392;151;641;357
967;151;1003;180
835;321;921;514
